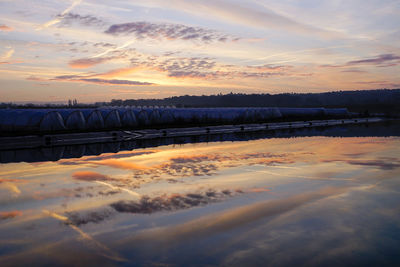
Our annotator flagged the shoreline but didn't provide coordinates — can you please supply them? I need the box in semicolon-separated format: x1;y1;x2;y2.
0;117;386;151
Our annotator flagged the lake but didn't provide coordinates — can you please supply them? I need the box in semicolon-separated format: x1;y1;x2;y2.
1;121;400;266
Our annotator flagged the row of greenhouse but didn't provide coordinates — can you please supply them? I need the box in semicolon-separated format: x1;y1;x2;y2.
0;107;349;133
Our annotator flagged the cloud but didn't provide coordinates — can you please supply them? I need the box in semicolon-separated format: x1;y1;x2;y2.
151;55;291;80
0;181;21;196
91;40;135;58
340;69;367;73
0;211;22;220
36;0;83;30
98;67;141;79
169;152;291;165
81;78;153;85
118;186;349;245
4;183;21;195
111;189;239;214
350;81;400;88
82;151;296;183
155;57;216;72
26;75;48;81
0;24;13;31
321;54;400;68
169;154;220;163
95;181;141;198
43;209;126;262
60;151;156;165
93;42;116;48
53;74;154;86
62;189;240;226
64;50;291;83
346;54;400;67
347;159;400;170
90;159;149;171
323;158;400;170
249;188;272;193
68;57;113;68
246;64;290;72
126;55;290;80
105;21;236;43
151;0;342;39
58;13;105;27
65;209;114;226
1;48;14;60
0;178;20;183
72;171;114;181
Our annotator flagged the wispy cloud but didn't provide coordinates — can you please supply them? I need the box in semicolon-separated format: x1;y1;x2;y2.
36;0;83;30
26;75;48;81
43;209;126;262
118;186;349;245
105;21;237;43
68;57;113;68
347;54;400;67
59;151;156;164
53;74;154;86
322;157;400;170
1;48;14;60
153;0;343;39
80;78;153;85
0;48;19;65
321;54;400;68
95;181;141;198
58;12;105;27
91;40;135;58
1;178;25;197
72;171;114;181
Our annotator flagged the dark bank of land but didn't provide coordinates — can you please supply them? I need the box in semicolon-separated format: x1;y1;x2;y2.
1;89;399;116
104;89;400;116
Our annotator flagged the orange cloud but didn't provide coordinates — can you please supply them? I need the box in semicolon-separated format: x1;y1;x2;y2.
0;178;20;183
0;24;13;31
1;182;21;196
249;188;271;193
72;171;113;181
91;159;149;171
0;211;22;220
98;66;142;79
0;60;23;65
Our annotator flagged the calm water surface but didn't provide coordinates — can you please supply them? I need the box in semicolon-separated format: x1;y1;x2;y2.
1;123;400;266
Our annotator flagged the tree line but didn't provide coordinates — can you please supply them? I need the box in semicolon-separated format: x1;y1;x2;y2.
2;89;399;115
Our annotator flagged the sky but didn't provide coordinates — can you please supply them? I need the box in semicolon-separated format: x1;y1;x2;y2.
0;0;400;103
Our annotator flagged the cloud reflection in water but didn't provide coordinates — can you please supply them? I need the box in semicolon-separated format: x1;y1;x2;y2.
1;134;400;266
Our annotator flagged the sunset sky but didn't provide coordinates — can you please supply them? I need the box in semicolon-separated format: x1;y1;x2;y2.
1;0;400;102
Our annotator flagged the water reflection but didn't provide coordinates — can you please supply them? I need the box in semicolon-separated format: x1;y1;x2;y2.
1;120;399;164
1;122;400;266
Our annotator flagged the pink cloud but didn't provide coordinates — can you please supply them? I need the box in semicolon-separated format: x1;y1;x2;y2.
0;24;13;31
